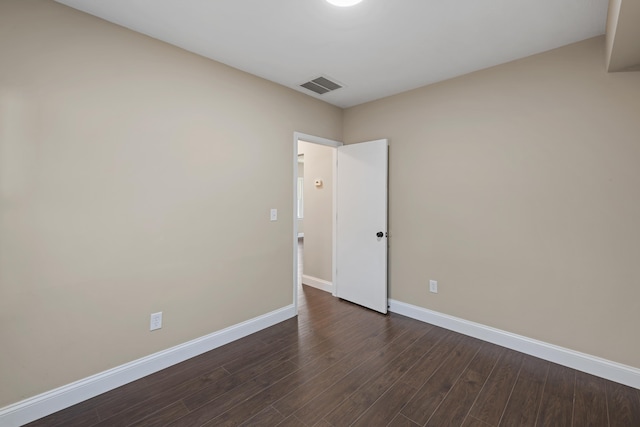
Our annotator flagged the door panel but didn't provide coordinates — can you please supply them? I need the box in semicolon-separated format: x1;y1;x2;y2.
336;139;388;314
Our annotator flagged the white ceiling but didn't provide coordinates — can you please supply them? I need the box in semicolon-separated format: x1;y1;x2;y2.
55;0;610;108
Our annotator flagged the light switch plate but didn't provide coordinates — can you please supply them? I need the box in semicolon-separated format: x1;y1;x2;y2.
429;280;438;294
150;312;162;331
270;209;278;221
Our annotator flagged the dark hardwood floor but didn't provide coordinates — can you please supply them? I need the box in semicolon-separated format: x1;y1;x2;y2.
26;247;640;426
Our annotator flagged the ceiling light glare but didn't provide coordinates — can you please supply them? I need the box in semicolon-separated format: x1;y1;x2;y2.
326;0;363;7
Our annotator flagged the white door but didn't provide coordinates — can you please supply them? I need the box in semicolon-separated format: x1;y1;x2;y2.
336;139;388;313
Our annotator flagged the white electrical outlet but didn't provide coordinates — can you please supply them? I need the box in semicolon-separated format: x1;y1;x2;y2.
270;208;278;221
429;280;438;294
150;312;162;331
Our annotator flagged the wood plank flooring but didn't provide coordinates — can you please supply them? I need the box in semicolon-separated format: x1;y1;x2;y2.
26;287;640;426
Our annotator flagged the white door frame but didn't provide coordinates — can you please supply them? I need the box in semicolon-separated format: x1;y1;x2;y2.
293;132;342;314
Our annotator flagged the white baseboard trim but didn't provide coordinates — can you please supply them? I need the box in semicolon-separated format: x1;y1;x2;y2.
302;274;333;293
388;299;640;389
0;304;296;427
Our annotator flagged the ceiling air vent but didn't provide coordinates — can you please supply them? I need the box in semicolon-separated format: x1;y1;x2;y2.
300;76;343;95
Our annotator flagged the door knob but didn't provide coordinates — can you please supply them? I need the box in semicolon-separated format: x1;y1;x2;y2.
376;231;384;238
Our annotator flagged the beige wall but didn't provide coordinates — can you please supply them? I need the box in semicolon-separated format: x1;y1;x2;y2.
344;36;640;369
0;0;342;407
298;141;334;283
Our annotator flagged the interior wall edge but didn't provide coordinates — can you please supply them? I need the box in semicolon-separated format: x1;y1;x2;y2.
301;275;334;294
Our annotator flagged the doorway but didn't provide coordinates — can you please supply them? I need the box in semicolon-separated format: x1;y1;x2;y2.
293;133;341;313
293;133;389;315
